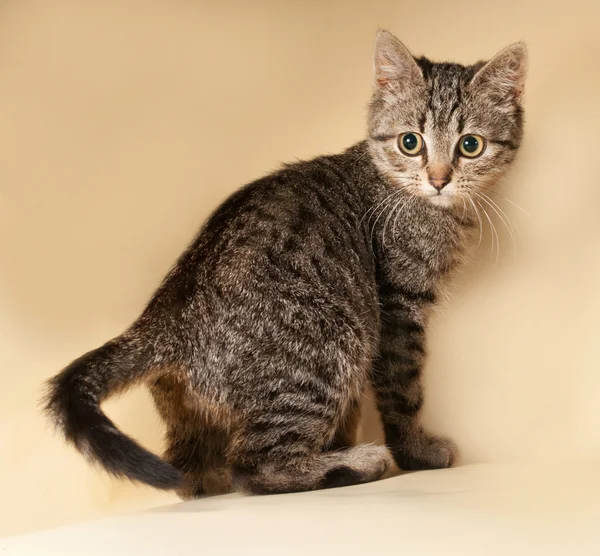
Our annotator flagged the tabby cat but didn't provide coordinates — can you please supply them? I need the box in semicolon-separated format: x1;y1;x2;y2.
43;30;527;497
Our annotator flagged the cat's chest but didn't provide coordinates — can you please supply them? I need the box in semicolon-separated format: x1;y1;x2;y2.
378;222;466;290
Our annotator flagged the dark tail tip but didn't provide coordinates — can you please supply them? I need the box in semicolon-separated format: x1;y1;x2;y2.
43;348;183;490
80;417;184;490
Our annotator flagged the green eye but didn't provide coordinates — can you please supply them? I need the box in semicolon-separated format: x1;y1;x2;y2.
398;132;424;156
459;135;485;158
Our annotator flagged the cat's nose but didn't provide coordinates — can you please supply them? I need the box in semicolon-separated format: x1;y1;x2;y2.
428;177;450;191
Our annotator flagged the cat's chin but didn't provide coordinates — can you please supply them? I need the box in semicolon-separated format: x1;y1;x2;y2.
425;193;455;209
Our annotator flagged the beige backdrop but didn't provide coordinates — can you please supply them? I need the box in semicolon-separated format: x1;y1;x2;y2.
1;0;599;539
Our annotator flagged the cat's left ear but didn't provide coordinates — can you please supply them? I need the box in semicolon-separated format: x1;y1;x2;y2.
470;42;528;103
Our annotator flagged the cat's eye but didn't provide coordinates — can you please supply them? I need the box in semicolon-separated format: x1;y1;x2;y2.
398;132;424;156
458;135;486;158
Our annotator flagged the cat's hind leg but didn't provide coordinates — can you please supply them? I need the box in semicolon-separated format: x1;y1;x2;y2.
149;375;234;499
163;429;233;499
233;443;392;495
323;396;362;452
230;404;392;495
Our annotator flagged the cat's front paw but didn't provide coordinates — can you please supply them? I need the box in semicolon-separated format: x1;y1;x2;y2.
392;433;458;471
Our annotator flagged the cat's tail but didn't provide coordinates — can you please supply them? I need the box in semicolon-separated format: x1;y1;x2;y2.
42;333;183;490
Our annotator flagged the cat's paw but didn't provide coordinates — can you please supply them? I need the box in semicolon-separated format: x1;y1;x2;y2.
392;433;458;471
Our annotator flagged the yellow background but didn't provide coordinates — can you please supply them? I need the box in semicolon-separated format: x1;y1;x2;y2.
1;0;599;538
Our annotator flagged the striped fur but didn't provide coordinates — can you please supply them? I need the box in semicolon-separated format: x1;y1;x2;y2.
43;31;527;495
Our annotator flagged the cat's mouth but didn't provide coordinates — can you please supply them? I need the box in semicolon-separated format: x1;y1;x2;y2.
427;193;454;208
421;185;456;208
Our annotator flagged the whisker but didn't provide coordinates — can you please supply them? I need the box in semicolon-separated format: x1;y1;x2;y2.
465;195;483;248
476;199;500;264
361;190;399;228
480;190;522;241
360;178;415;228
349;150;370;167
486;190;534;221
468;181;534;221
370;192;404;249
382;195;406;251
390;195;415;247
460;195;468;224
474;191;518;256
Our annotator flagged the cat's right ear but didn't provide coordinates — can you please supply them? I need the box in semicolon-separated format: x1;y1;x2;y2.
373;30;424;96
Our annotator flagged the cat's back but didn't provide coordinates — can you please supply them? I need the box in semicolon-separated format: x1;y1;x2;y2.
200;143;371;264
147;143;376;321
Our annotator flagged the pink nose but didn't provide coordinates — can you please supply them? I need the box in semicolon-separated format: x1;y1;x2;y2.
429;177;450;191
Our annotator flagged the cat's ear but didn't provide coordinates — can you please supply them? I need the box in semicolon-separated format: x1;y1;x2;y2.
373;30;424;95
470;42;528;103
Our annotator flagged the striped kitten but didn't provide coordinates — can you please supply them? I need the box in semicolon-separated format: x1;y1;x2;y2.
43;30;527;497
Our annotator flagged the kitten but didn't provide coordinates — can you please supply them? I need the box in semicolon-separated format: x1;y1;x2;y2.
43;30;527;497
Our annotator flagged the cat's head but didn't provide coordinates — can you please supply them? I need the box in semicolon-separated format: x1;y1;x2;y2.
367;30;527;209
